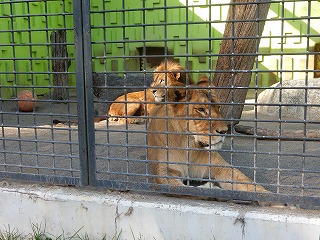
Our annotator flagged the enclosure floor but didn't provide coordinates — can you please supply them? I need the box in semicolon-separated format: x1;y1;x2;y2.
0;97;319;199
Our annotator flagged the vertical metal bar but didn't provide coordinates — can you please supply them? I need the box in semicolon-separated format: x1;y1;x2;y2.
301;0;312;196
121;0;129;182
73;0;96;186
230;0;236;190
82;0;97;186
276;0;285;194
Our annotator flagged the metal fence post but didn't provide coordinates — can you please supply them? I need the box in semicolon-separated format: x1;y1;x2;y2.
73;0;96;186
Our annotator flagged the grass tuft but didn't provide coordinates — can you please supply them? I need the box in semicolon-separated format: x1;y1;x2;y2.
0;226;22;240
0;224;115;240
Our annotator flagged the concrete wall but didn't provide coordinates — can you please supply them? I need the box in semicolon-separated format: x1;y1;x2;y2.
0;181;319;240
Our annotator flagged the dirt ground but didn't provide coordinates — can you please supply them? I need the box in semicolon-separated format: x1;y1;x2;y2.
0;94;319;202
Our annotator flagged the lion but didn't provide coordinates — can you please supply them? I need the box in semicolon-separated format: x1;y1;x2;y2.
107;61;190;124
107;90;155;124
147;84;267;193
151;61;195;102
108;81;186;124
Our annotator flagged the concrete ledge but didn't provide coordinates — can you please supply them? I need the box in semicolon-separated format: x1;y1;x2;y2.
0;181;319;240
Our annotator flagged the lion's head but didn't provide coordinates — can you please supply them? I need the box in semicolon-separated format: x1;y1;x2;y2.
151;81;186;102
174;87;228;150
151;61;194;102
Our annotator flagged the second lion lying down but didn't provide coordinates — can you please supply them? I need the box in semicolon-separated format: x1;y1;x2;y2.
147;83;268;192
107;61;192;123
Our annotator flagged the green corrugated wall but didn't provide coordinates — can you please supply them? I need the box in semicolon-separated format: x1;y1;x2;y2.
1;0;319;98
0;1;74;98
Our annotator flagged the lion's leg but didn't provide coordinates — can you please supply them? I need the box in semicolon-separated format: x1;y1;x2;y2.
153;163;185;186
94;116;107;122
117;102;142;124
209;153;268;192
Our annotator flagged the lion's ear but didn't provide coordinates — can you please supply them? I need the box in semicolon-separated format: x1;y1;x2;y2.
174;88;186;101
197;76;209;86
172;72;180;80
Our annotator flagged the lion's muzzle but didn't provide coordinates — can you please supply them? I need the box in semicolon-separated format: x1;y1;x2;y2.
151;89;165;102
194;135;225;150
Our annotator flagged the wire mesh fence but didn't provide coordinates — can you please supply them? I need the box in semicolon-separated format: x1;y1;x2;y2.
0;0;319;209
0;0;80;185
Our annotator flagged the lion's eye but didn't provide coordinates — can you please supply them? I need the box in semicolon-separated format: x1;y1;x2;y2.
196;107;205;113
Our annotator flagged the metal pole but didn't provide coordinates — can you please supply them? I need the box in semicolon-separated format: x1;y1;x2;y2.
73;0;96;186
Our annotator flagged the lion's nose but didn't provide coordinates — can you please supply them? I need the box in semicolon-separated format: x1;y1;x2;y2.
198;141;209;148
216;129;227;135
151;90;157;94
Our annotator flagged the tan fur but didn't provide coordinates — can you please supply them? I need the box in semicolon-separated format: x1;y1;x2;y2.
151;61;194;102
147;85;267;192
108;90;156;124
197;76;209;86
107;61;189;124
108;81;186;124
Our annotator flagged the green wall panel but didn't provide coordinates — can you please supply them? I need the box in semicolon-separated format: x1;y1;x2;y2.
0;0;74;99
1;0;320;98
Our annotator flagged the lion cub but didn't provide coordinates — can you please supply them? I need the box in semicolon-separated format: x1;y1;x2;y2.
108;90;155;124
108;61;189;124
151;61;194;102
108;81;186;124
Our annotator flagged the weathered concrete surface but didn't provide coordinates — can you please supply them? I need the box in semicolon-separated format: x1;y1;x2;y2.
0;182;319;240
257;78;320;120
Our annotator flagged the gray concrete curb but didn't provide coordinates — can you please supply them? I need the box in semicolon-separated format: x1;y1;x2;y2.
0;182;319;240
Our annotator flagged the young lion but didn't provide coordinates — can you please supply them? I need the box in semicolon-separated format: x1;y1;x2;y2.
108;90;155;124
107;61;189;124
147;85;267;192
108;81;186;124
151;61;194;102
